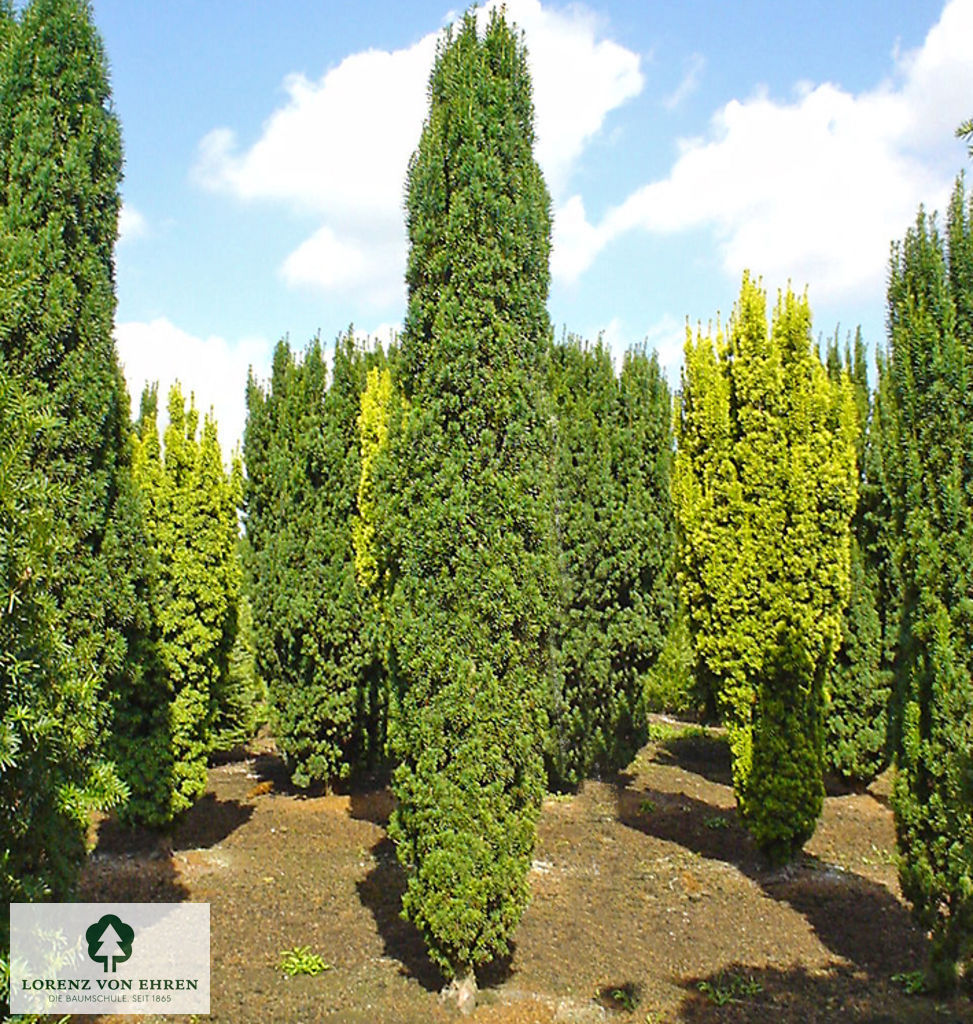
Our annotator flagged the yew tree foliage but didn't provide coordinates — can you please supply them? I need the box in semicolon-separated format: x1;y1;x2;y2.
885;177;973;991
244;333;384;787
547;337;675;787
674;275;857;864
0;0;155;892
381;11;556;979
822;330;888;784
129;385;242;824
0;361;126;938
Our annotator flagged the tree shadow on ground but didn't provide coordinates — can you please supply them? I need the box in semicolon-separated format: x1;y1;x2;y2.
616;787;926;978
675;961;951;1024
249;751;327;797
353;834;448;993
644;728;733;787
170;793;254;850
91;793;253;856
350;790;516;995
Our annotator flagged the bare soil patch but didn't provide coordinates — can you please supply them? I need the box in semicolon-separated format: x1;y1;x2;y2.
77;723;968;1023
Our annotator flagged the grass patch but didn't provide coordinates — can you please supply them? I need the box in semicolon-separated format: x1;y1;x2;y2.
697;971;762;1006
277;946;332;977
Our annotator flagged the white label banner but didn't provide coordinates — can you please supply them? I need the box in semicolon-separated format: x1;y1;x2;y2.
10;902;210;1015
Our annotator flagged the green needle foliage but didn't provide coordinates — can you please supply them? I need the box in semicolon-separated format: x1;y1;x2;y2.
547;336;675;787
0;361;127;936
822;330;888;785
382;10;556;980
885;176;973;992
130;384;242;822
244;332;385;787
0;0;159;860
674;274;858;864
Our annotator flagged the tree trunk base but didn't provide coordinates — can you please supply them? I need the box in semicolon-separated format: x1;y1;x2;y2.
440;969;477;1015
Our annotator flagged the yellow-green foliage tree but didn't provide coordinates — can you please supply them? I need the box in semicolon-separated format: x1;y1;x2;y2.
130;384;241;823
674;274;858;863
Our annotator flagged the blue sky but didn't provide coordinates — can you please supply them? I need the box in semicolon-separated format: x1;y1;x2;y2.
91;0;972;451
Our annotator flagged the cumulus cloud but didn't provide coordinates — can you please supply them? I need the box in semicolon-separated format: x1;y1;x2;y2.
114;319;272;455
554;0;973;301
194;0;643;305
117;202;147;245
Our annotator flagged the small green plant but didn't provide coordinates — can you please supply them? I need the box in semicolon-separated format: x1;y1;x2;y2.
891;970;926;995
610;987;638;1012
639;798;657;815
599;982;641;1013
277;946;332;977
697;972;762;1005
703;815;730;830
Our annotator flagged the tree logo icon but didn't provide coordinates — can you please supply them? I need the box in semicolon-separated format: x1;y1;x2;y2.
85;913;135;973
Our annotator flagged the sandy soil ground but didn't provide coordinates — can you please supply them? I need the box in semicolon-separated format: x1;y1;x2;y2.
77;721;969;1023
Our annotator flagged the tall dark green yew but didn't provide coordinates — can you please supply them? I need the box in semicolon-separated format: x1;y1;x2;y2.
244;333;384;787
381;11;556;984
822;330;888;784
885;176;973;991
674;275;857;864
0;361;127;940
547;337;674;787
0;0;161;866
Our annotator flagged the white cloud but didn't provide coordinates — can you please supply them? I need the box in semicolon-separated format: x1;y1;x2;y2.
554;0;973;302
583;313;684;385
115;319;272;456
663;52;705;111
490;0;643;196
118;202;147;245
643;313;686;381
194;0;643;305
353;321;401;350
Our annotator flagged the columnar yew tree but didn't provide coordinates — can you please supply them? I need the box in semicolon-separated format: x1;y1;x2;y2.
244;333;384;786
0;0;161;838
0;361;127;932
886;177;973;990
547;337;674;787
823;330;887;784
383;11;556;984
674;275;857;863
130;385;241;822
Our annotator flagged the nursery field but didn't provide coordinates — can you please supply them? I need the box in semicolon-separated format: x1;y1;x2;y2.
76;720;963;1024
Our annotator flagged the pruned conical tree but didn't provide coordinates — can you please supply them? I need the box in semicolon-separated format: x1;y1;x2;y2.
823;328;887;785
547;336;674;787
244;332;385;787
382;9;556;985
885;176;973;991
0;0;163;838
674;274;858;864
130;385;242;822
